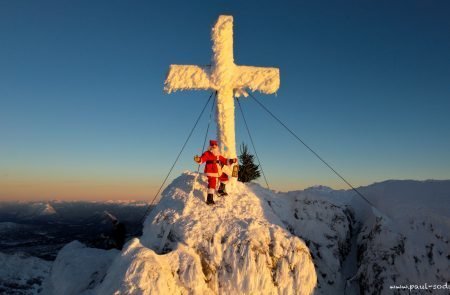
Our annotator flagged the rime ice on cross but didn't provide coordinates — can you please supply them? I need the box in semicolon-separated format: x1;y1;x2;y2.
164;15;280;159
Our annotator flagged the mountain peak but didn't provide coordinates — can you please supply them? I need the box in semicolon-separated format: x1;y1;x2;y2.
42;175;450;294
105;172;316;294
45;172;317;294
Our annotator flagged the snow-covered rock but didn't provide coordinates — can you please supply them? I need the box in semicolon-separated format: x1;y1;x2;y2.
44;172;317;295
263;188;355;294
42;241;119;295
96;239;208;295
14;202;58;219
0;252;51;295
245;180;450;294
353;180;450;294
42;175;449;295
138;172;316;295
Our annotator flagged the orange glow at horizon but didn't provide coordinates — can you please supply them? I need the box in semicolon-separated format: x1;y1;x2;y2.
1;172;358;202
0;176;158;201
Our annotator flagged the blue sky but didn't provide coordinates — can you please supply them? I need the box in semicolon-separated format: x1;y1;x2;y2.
1;0;449;200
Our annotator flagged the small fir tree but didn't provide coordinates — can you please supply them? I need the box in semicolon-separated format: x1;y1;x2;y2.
238;143;261;183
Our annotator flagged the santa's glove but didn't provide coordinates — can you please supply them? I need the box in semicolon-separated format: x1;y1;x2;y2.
194;155;201;163
229;158;238;164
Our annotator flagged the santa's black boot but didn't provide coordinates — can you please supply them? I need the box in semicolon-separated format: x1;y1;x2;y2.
206;193;215;205
217;183;228;196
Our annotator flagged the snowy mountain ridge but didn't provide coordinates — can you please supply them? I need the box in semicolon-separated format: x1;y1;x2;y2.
44;172;317;295
41;174;449;295
22;203;57;219
0;252;51;295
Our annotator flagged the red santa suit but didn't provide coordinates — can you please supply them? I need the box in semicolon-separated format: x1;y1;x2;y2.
197;141;235;194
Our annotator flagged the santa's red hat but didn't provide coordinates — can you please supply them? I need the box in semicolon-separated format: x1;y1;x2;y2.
209;140;218;146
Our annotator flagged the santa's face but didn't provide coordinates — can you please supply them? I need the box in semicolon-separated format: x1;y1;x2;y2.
210;145;220;155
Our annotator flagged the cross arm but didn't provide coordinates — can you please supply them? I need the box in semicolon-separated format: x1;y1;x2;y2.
234;66;280;95
164;65;212;93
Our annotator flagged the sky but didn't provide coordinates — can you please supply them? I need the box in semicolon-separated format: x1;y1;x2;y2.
1;0;449;201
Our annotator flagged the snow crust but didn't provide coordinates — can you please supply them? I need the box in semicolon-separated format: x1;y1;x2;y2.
43;241;118;295
164;65;211;92
215;86;236;158
352;180;450;294
164;15;280;158
0;252;51;295
139;172;317;295
264;189;354;294
96;239;208;295
164;16;280;96
281;180;450;294
44;172;317;295
42;177;449;295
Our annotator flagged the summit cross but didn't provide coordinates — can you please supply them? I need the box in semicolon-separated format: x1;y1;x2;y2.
164;15;280;158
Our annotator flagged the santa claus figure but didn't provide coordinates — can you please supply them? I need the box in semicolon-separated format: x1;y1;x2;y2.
194;140;237;205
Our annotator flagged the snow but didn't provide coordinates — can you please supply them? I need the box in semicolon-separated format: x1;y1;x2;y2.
11;202;58;219
42;175;450;294
140;172;317;295
164;15;280;158
42;241;119;295
164;65;211;93
215;86;236;158
351;180;450;294
96;240;208;295
41;203;57;215
251;184;355;294
0;252;51;295
234;66;280;96
358;179;450;222
278;180;450;294
44;172;317;295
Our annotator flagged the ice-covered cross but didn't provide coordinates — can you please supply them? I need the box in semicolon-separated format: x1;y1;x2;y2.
164;15;280;158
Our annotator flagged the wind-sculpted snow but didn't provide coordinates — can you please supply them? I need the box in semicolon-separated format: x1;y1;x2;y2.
43;241;119;295
0;252;51;295
260;187;355;294
43;172;317;295
96;239;208;295
356;215;450;294
137;172;317;295
353;181;450;295
250;181;450;294
41;177;449;295
164;15;279;158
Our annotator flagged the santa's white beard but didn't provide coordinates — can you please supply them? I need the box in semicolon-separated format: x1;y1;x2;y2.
210;146;220;156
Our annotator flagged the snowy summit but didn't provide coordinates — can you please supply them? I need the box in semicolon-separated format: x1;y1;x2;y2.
43;174;450;294
44;172;317;294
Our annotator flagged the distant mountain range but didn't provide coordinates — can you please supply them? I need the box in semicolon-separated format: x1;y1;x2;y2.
0;200;150;223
